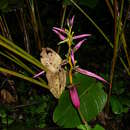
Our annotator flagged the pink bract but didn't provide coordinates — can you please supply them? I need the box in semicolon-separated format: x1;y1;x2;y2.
69;86;80;109
76;67;108;83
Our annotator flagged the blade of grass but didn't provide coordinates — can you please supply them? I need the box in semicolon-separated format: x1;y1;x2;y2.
0;67;48;89
0;51;47;84
0;35;47;71
0;39;42;70
0;51;34;74
0;35;41;66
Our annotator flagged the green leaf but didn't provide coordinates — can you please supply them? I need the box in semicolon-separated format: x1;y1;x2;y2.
2;116;14;125
92;124;105;130
110;96;123;114
0;35;47;71
77;124;91;130
0;51;34;74
77;124;88;130
53;73;107;128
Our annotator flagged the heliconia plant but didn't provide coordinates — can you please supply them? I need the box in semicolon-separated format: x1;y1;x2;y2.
53;15;108;108
52;16;108;129
34;16;108;111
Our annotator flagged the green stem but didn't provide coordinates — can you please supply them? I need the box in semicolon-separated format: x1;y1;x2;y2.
106;0;124;114
120;57;130;76
105;0;114;17
61;4;67;28
57;3;67;53
105;0;130;72
78;108;90;129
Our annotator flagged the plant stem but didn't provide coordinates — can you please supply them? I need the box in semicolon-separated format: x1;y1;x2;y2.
26;0;41;50
106;0;124;114
61;4;67;28
68;33;73;84
19;8;30;53
57;3;67;53
78;108;90;129
106;0;118;114
105;0;130;73
105;0;114;17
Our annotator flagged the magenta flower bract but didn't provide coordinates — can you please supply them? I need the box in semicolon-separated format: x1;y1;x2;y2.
76;67;108;83
33;71;45;78
69;15;75;28
53;27;66;34
73;34;91;40
71;50;75;65
73;39;86;52
52;29;65;41
69;86;80;109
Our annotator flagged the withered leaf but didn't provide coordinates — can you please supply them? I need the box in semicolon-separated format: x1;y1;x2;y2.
40;48;66;99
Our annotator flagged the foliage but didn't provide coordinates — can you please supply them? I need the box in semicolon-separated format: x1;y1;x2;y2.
110;80;130;114
53;73;107;128
0;79;54;129
0;0;130;129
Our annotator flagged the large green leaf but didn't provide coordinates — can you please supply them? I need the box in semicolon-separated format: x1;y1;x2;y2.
53;73;107;128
